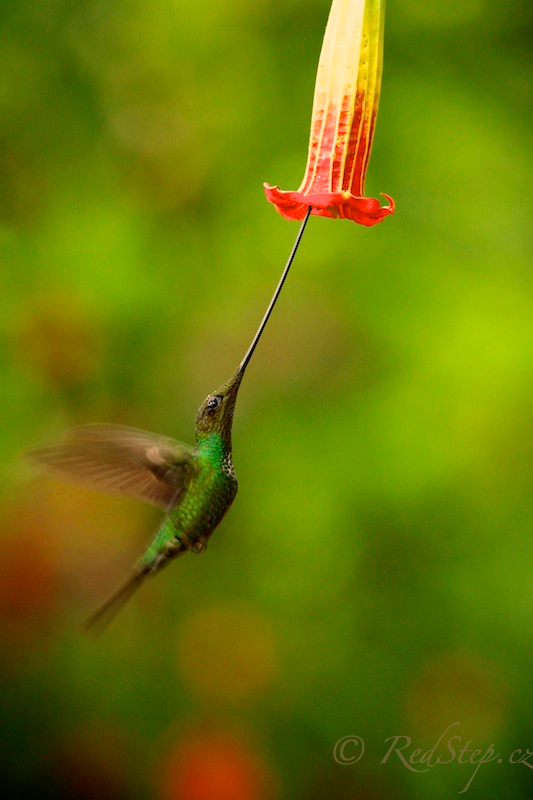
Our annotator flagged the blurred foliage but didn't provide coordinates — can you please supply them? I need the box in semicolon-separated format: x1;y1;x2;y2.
1;1;532;798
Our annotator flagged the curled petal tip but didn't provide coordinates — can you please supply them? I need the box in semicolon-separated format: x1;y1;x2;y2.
381;193;395;213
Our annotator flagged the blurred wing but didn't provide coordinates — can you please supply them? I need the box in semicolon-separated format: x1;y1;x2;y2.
27;424;197;511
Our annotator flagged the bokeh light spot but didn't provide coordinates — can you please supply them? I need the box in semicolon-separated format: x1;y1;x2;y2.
406;650;508;742
177;605;277;703
159;730;273;800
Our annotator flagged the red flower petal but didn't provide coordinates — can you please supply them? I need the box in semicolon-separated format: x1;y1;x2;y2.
264;184;394;226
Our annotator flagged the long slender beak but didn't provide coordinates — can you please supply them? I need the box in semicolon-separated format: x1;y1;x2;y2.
228;364;246;394
237;206;311;377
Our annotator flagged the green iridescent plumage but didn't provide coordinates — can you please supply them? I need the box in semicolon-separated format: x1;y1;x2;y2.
27;210;311;631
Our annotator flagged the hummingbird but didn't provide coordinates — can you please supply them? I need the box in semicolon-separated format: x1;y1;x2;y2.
27;208;311;631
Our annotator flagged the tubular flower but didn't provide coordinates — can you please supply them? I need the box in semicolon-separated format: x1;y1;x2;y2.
265;0;393;225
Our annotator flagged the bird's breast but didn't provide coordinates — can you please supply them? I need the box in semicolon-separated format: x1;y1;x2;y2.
170;461;237;548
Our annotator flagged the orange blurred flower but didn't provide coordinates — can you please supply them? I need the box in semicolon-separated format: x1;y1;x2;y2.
265;0;393;225
159;730;274;800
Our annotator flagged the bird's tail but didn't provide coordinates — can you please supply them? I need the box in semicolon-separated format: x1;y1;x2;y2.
83;568;150;635
83;541;189;634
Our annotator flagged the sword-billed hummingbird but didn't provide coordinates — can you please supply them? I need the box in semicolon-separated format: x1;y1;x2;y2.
27;209;311;631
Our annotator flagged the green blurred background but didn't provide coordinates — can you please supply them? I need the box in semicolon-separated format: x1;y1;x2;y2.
1;0;532;798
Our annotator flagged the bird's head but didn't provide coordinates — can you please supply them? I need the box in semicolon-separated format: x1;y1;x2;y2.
194;367;244;446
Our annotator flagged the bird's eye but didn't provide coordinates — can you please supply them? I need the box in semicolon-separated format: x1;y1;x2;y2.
206;396;222;411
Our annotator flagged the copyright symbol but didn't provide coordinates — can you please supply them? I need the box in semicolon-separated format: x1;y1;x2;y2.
333;736;365;764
